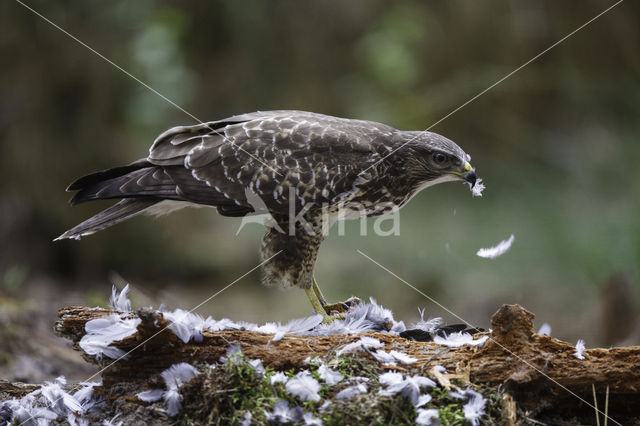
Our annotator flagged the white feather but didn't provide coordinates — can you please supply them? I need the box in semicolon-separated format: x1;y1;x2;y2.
102;413;123;426
302;412;323;425
256;314;323;341
416;394;432;408
476;234;515;259
336;336;383;356
412;308;443;333
379;372;403;386
433;332;488;348
335;383;367;400
416;408;440;425
109;284;131;312
161;363;200;390
240;411;252;426
537;323;552;336
163;309;205;343
317;364;343;385
264;400;303;423
80;314;140;359
248;359;265;378
137;389;164;402
388;350;417;365
574;339;586;360
163;388;182;417
468;178;486;197
270;371;289;385
371;349;396;364
450;389;486;426
285;371;321;402
379;374;436;407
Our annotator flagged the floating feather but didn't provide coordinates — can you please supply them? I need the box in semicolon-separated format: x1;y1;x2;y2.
476;234;515;259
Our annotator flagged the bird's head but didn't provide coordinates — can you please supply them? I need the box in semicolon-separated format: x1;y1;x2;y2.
398;130;477;190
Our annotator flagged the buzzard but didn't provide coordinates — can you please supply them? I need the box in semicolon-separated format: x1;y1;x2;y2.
57;111;480;322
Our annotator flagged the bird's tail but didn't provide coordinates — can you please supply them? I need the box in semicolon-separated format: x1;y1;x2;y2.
55;199;158;241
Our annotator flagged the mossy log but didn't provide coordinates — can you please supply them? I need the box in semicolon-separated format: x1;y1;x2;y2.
55;304;640;422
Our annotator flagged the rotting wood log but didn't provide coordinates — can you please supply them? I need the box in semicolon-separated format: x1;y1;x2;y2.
55;304;640;420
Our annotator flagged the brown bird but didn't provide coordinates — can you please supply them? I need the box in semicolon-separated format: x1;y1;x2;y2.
57;110;480;322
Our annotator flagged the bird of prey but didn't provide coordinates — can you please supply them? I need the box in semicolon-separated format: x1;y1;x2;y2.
57;110;480;322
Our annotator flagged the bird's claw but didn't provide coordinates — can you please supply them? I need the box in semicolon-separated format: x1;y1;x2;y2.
322;296;361;315
321;313;345;324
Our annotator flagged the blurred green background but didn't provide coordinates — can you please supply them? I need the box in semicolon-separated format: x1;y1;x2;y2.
1;0;639;379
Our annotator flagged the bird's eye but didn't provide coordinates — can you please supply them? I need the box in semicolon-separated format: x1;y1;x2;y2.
433;152;447;165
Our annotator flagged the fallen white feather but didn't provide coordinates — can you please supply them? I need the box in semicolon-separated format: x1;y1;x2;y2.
379;374;436;407
240;411;252;426
264;400;303;423
303;356;320;365
163;309;205;343
38;377;83;414
248;359;265;378
137;389;164;402
378;371;403;386
416;394;432;408
335;383;368;400
371;350;396;364
270;371;289;385
337;336;383;356
136;363;199;417
163;388;182;417
161;363;200;416
371;349;417;365
0;395;58;425
574;339;586;360
161;363;200;390
109;284;131;312
73;381;101;412
0;376;103;426
537;323;552;336
80;314;141;359
319;400;332;413
412;308;443;333
317;364;343;385
302;411;323;425
450;389;486;426
433;332;488;348
285;371;321;402
258;314;323;341
203;317;241;332
433;365;447;374
416;408;440;425
344;297;395;331
314;312;376;335
388;350;417;364
476;234;515;259
102;413;123;426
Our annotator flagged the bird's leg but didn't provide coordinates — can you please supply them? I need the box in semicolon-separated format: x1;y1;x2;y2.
304;287;335;324
312;276;328;306
312;276;361;315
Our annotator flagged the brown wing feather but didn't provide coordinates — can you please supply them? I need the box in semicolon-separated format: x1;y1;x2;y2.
146;111;398;216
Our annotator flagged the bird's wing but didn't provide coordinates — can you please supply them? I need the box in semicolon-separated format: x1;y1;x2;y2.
147;111;397;215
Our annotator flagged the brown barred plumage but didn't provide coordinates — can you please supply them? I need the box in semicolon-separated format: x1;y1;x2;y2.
57;111;478;321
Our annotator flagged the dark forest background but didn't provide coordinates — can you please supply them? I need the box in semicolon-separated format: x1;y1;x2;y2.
1;0;639;365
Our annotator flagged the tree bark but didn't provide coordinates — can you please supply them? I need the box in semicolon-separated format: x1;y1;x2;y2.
55;304;640;422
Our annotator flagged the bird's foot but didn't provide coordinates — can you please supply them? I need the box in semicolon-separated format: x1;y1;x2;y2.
320;313;345;325
322;296;361;315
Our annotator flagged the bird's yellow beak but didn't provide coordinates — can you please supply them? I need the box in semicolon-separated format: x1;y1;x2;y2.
445;161;477;186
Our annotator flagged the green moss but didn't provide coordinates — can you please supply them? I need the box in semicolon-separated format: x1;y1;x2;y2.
178;353;509;425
